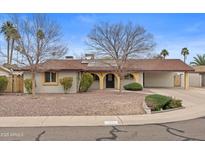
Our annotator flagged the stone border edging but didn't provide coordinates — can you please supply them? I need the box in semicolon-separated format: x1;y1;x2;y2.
151;106;185;114
142;101;151;114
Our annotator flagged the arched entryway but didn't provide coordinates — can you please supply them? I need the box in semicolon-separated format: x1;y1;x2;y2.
104;73;118;89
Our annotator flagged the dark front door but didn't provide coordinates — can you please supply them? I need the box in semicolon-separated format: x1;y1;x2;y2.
106;74;115;88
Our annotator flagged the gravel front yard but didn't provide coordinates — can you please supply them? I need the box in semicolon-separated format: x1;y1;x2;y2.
0;90;146;116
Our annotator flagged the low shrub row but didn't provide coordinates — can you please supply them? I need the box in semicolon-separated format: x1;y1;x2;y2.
123;82;143;91
145;94;182;111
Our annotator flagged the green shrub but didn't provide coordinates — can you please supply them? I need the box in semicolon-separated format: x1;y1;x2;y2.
0;76;8;93
79;73;93;92
123;82;143;91
145;94;172;111
60;77;73;93
24;79;32;94
164;99;182;109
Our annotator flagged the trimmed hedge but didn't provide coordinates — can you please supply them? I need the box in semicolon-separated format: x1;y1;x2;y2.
123;82;143;91
145;94;182;111
24;79;32;94
60;77;73;93
0;76;8;93
79;73;93;92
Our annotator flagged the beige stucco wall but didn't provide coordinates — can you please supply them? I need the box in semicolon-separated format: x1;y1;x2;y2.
189;73;202;87
138;72;144;86
23;71;79;93
202;73;205;87
144;72;175;88
122;72;144;88
122;79;135;86
89;80;99;90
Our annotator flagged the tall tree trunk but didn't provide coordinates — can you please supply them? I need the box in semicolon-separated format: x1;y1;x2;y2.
7;39;10;64
184;56;186;63
31;70;36;98
119;77;123;93
118;70;123;93
10;39;15;65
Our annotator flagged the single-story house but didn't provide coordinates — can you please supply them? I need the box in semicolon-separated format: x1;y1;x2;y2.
15;56;194;94
189;66;205;87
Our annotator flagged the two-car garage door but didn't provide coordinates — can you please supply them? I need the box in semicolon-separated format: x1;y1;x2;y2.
144;72;175;88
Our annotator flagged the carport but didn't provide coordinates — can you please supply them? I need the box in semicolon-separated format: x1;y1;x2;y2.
143;71;189;88
129;59;194;89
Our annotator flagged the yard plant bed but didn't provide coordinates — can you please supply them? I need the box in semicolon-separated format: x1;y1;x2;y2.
0;91;145;116
145;94;182;111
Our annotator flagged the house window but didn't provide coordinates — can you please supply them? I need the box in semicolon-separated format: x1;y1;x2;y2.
124;73;134;80
45;72;56;82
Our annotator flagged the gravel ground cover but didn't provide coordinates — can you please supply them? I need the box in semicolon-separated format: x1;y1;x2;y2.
0;90;146;116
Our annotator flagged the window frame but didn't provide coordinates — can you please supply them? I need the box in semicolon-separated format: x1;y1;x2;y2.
43;71;58;86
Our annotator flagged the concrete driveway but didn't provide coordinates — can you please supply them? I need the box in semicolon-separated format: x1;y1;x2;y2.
147;87;205;107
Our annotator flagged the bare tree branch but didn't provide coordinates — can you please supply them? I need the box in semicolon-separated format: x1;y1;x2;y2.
10;14;68;97
87;22;155;92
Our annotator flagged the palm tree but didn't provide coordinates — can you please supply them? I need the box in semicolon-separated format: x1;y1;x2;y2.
190;54;205;66
10;28;20;64
160;49;169;59
181;47;189;63
0;21;15;64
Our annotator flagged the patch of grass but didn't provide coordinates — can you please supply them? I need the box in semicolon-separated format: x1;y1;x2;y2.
145;94;182;111
145;94;172;111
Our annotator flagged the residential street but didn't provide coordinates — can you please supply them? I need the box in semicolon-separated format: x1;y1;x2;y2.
0;117;205;141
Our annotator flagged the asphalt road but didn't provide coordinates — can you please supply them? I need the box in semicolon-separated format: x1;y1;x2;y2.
0;117;205;141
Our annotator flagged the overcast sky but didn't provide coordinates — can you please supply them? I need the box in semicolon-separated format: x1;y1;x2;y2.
1;13;205;64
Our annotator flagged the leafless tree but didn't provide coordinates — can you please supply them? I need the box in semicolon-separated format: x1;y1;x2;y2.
87;22;155;92
11;14;68;97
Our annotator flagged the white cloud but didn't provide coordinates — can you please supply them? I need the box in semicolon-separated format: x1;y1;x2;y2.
77;14;96;24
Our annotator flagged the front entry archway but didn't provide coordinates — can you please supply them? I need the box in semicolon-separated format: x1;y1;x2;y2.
106;74;115;88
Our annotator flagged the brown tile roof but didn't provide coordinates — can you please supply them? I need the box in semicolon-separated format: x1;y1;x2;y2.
126;59;194;72
15;59;194;72
85;59;194;72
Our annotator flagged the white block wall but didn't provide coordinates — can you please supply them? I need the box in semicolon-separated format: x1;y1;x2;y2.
189;73;202;87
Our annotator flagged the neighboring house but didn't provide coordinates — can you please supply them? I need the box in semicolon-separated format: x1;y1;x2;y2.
189;66;205;87
15;56;194;94
0;65;23;93
0;65;11;77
